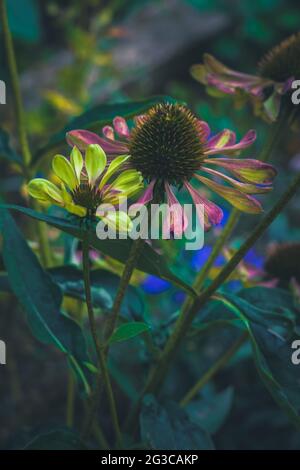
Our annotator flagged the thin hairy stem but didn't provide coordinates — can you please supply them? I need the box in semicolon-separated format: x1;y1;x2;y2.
104;237;144;342
82;238;123;449
66;371;75;427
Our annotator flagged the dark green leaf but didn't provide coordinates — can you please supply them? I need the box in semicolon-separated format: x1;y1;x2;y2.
140;395;214;450
49;265;144;319
216;288;300;427
186;387;234;434
0;209;91;393
32;96;178;166
2;205;196;297
109;321;150;344
24;428;87;450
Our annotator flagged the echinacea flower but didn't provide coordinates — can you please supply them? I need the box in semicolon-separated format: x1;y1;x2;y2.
28;144;143;231
67;103;276;232
191;32;300;122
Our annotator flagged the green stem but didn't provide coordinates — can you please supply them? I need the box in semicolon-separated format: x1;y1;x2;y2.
104;237;144;342
0;0;31;167
32;200;53;267
180;331;248;407
127;172;300;427
66;371;75;427
0;0;52;267
82;238;123;449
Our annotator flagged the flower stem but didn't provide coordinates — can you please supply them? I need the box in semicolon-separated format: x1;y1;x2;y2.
180;331;248;407
82;238;123;448
0;0;31;167
66;371;75;427
0;0;52;267
126;172;300;428
105;238;144;342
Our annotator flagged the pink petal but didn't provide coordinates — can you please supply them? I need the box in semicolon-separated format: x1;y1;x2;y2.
207;76;237;94
164;183;188;237
196;174;263;214
201;166;272;194
204;158;276;184
131;179;155;208
197;120;211;140
113;117;130;138
203;54;259;81
184;180;223;230
206;128;236;150
205;129;256;155
103;126;115;140
66;130;129;155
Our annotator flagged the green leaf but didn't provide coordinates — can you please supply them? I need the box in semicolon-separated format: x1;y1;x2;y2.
109;321;150;344
23;428;87;450
2;205;196;297
216;288;300;427
186;387;234;434
0;209;91;393
49;265;144;319
140;395;214;450
0;129;22;165
32;96;179;166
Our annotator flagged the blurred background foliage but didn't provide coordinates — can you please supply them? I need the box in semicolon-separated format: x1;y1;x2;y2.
1;0;300;450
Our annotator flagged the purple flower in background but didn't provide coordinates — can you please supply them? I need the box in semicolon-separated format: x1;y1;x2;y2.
192;33;300;122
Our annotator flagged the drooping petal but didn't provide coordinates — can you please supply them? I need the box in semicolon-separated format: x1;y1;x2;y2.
85;144;107;185
196;174;263;214
99;154;130;190
64;202;87;217
28;178;64;204
164;183;188;237
70;146;83;182
203;54;248;78
96;209;133;233
205;129;256;155
204;158;276;184
191;54;273;99
52;155;78;191
201;166;273;194
184;180;223;230
67;129;129;155
133;179;156;206
113;117;130;138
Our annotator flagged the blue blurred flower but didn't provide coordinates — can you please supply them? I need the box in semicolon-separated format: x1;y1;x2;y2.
141;275;171;294
243;248;264;269
191;245;225;271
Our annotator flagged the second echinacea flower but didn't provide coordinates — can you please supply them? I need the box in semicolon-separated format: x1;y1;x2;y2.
191;32;300;122
27;144;143;231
